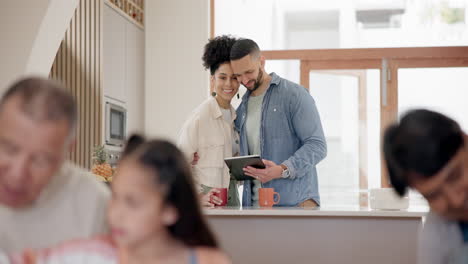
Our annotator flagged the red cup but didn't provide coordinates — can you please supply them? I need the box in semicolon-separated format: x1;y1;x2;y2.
211;188;228;206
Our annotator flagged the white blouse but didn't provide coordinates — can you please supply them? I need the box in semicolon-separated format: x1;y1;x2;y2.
178;97;239;190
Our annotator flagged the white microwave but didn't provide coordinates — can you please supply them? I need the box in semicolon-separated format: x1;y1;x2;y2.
105;102;127;147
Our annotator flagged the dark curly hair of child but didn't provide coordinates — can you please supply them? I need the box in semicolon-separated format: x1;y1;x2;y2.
202;35;237;75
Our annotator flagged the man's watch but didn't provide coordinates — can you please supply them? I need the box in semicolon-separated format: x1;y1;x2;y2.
280;164;290;178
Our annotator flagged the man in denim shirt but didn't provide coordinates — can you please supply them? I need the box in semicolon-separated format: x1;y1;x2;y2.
230;39;327;207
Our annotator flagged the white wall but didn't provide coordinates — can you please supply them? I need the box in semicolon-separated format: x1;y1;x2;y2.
215;0;280;49
0;0;79;93
145;0;210;141
0;0;49;92
26;0;80;76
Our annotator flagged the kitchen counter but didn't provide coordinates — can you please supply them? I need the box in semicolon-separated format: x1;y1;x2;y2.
204;205;428;218
205;205;428;264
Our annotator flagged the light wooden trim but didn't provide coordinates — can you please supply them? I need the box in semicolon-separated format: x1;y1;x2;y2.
299;60;310;90
71;13;77;162
380;60;398;188
310;69;367;77
358;71;368;191
79;0;85;166
306;69;370;205
210;0;215;39
50;0;103;170
358;71;369;207
82;0;87;166
304;59;381;70
263;47;468;61
97;0;103;151
391;58;468;68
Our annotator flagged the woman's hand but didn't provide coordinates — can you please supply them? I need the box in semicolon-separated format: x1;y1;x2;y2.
200;189;222;208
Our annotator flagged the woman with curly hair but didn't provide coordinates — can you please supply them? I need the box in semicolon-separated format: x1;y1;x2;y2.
178;35;241;208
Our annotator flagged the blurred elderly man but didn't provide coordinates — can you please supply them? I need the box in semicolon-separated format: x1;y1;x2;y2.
0;77;110;253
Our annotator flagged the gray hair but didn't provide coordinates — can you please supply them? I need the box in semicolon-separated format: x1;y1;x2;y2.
0;77;78;136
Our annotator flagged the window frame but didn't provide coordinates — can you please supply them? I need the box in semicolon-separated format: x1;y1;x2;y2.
261;47;468;188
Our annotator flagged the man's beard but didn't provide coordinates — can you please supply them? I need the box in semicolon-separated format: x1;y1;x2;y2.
247;68;263;92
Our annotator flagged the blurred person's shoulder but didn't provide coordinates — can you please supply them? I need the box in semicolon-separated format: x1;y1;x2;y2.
195;247;232;264
41;235;117;257
422;212;461;239
62;161;110;200
59;161;111;233
418;212;463;264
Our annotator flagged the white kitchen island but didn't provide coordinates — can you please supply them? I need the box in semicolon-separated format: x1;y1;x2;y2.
205;206;428;264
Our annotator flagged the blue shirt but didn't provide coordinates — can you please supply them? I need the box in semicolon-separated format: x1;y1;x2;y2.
235;72;327;206
459;222;468;243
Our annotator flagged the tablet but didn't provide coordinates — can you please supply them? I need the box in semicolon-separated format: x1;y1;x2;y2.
224;155;266;181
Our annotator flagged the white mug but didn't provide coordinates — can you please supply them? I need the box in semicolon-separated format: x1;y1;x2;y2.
369;188;409;210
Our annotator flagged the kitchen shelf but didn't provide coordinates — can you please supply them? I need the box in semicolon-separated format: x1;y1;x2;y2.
106;0;144;28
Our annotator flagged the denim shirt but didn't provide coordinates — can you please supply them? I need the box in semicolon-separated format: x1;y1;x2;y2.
235;72;327;206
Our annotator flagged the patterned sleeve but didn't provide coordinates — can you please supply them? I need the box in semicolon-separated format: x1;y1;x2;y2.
6;237;118;264
5;249;36;264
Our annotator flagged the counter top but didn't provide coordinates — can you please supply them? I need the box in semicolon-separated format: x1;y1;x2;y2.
204;206;429;218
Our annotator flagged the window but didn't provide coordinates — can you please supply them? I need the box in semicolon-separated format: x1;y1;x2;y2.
309;70;381;207
398;67;468;130
214;0;468;207
214;0;468;49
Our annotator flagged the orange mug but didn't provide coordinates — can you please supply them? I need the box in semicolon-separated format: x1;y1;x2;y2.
259;188;280;207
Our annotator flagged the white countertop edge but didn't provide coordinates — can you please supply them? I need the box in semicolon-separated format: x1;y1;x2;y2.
203;207;428;218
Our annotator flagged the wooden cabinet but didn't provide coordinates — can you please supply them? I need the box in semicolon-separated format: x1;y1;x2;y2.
103;3;144;135
125;18;145;134
103;5;126;103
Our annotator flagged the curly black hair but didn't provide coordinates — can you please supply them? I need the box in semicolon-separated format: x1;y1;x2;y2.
202;35;237;75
